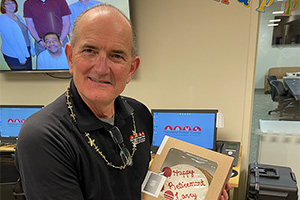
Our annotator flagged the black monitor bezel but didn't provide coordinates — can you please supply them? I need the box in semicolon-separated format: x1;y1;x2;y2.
151;109;218;154
0;105;44;143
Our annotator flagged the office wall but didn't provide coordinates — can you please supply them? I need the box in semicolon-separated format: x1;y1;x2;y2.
127;2;259;198
0;0;259;198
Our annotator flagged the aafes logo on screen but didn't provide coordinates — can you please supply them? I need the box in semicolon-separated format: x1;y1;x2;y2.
164;125;202;132
7;118;26;123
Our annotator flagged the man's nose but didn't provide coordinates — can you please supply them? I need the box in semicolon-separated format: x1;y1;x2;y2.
47;40;55;45
95;54;110;73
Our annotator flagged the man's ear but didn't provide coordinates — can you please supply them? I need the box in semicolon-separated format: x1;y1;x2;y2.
127;56;140;83
65;43;73;74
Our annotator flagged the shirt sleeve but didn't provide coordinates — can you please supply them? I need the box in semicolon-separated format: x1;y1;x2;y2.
15;116;84;200
61;0;71;16
23;1;32;18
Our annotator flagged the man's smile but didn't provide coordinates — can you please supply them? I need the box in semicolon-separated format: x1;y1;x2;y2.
89;77;111;84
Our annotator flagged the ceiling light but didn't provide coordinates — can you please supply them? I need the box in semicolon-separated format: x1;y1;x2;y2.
268;24;279;26
272;11;284;14
269;19;281;22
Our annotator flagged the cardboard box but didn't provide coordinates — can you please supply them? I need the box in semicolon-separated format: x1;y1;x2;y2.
142;136;234;200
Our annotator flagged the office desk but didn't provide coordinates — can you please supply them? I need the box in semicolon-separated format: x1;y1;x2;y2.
284;77;300;100
228;145;242;188
0;143;16;151
227;145;242;200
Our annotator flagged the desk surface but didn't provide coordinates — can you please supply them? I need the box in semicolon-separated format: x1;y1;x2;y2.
228;145;242;188
284;77;300;100
0;143;16;151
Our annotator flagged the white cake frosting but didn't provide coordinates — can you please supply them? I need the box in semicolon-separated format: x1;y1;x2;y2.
160;164;209;200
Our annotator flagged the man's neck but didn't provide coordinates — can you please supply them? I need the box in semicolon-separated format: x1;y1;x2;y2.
77;92;115;119
49;50;62;59
90;104;115;119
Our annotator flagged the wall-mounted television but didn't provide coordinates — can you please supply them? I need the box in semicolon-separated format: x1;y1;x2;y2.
272;15;300;46
0;0;130;73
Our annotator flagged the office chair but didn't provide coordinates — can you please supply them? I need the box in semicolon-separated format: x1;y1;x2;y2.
268;80;299;118
267;75;277;100
0;151;26;200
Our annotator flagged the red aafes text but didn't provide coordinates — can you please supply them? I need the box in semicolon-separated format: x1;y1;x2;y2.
164;126;201;131
7;118;26;123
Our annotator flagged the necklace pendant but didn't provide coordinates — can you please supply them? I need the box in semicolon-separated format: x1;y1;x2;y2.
88;138;95;146
70;113;76;121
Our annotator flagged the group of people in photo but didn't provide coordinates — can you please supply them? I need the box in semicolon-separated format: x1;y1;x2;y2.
0;0;101;70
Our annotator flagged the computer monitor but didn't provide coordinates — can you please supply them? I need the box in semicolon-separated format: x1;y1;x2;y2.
151;109;218;153
0;105;43;143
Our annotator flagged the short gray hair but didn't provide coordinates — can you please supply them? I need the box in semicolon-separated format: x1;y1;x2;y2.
70;3;138;57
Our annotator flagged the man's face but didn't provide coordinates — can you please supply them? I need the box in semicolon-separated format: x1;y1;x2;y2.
44;34;62;54
65;8;140;106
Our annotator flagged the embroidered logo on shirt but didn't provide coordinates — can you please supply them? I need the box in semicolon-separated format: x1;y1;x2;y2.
130;131;146;145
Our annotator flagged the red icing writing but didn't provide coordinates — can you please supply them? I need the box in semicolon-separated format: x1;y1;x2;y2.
175;192;198;200
168;180;206;190
172;169;195;178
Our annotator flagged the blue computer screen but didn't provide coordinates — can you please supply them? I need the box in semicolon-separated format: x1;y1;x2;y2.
152;109;217;151
0;105;43;139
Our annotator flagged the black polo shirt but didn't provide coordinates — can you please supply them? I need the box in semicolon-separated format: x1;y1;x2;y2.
15;80;153;200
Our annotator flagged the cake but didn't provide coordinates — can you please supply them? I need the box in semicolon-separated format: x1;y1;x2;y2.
160;164;211;200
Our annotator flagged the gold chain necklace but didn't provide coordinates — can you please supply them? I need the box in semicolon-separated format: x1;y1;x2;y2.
66;87;138;170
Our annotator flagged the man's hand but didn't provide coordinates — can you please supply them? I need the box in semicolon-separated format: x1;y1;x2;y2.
219;182;231;200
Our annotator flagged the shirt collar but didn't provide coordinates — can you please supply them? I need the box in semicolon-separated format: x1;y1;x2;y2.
69;80;134;133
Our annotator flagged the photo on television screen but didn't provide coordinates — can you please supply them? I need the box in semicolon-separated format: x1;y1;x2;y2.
0;0;130;72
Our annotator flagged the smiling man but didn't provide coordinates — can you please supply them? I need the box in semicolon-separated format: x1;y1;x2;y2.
15;4;153;200
15;4;230;200
36;32;69;70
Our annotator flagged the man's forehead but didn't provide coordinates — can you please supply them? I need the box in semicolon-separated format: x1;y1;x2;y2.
76;11;132;42
79;6;130;28
45;34;59;40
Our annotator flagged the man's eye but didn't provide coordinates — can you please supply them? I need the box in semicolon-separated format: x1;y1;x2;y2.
113;54;122;59
112;54;125;61
83;49;93;53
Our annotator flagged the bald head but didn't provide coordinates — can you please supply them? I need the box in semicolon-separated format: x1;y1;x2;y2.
70;4;137;57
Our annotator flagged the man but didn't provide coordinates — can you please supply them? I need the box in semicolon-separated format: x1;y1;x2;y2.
37;32;69;70
23;0;71;55
16;4;151;200
69;0;101;35
15;4;229;200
